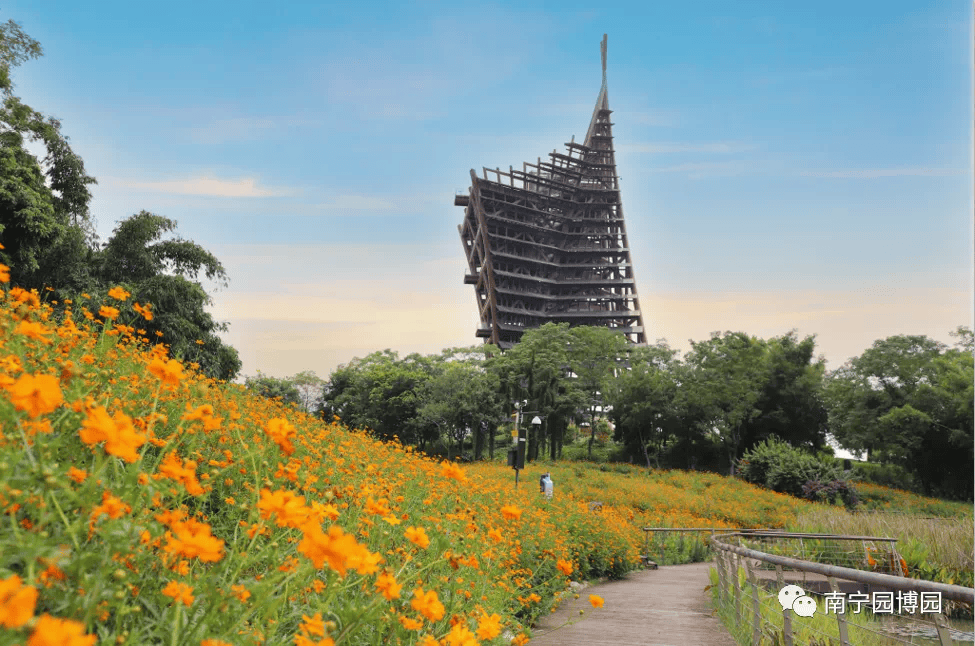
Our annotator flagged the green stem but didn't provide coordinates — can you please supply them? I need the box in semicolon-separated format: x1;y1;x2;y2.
48;491;80;551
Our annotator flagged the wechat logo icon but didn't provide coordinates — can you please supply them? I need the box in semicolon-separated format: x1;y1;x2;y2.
778;584;817;617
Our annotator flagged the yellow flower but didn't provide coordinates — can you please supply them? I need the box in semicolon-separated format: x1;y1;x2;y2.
161;581;194;606
441;461;467;481
476;612;502;640
148;358;184;389
375;572;402;601
589;594;604;608
0;575;37;628
107;286;131;301
500;505;523;520
98;305;120;319
27;614;96;646
399;615;424;631
404;526;431;549
79;406;147;463
0;263;8;283
410;588;445;622
14;320;52;344
556;559;573;576
7;373;63;418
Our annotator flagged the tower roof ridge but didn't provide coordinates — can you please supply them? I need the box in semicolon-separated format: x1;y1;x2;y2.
583;34;610;148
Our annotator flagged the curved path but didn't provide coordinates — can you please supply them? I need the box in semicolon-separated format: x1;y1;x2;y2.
530;561;737;646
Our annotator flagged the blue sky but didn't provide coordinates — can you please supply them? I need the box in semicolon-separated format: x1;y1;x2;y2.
8;1;974;380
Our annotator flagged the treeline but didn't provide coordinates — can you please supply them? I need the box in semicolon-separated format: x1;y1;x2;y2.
0;21;240;380
251;323;972;501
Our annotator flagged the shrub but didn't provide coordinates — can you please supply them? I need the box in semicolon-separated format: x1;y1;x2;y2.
738;437;853;504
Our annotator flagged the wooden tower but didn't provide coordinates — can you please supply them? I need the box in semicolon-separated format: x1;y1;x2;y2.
456;35;645;349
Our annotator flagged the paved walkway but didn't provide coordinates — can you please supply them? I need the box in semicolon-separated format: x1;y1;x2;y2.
530;561;738;646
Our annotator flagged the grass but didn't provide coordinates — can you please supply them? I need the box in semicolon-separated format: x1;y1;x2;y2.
794;505;974;588
707;565;964;646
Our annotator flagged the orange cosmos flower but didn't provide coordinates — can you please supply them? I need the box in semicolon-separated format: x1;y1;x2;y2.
374;572;402;600
7;373;63;418
201;641;234;646
300;612;326;637
132;302;153;321
297;523;380;575
164;518;225;563
0;263;8;283
500;505;523;520
161;581;194;606
156;451;205;495
511;634;530;646
444;623;478;646
556;559;573;576
98;305;119;320
476;612;502;640
148;357;184;388
441;462;466;482
264;418;296;455
79;406;147;463
9;286;40;308
0;574;37;628
230;584;250;602
410;588;445;622
404;526;430;549
14;320;52;344
399;616;424;631
258;489;310;528
589;594;604;608
107;286;130;301
27;614;96;646
90;490;131;527
364;497;390;516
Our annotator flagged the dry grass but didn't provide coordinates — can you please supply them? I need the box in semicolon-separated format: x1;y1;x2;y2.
794;505;974;586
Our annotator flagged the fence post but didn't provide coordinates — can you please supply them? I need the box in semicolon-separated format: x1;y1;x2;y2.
828;576;850;646
715;548;726;603
731;551;742;623
775;564;794;646
746;555;762;646
931;612;953;646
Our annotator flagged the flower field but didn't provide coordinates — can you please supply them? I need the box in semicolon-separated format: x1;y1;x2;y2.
0;281;642;645
0;270;968;645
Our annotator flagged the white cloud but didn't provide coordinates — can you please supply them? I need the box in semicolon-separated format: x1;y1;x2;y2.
798;168;966;179
114;175;296;197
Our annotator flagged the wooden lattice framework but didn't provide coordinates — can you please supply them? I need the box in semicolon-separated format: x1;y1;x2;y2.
456;35;645;349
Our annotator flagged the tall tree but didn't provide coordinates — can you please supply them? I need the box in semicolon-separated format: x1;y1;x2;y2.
745;331;828;452
825;332;972;498
244;373;301;408
683;331;767;476
0;20;97;292
606;341;681;468
94;211;241;381
567;326;630;458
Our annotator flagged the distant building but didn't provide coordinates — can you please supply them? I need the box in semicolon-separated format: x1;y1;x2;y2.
456;35;645;349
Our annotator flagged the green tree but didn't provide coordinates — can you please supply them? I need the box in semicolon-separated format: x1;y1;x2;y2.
605;341;682;468
94;211;241;381
0;20;97;291
321;350;434;446
567;326;630;459
244;373;301;408
683;331;767;476
825;332;973;498
289;370;326;414
745;331;828;452
490;324;584;462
